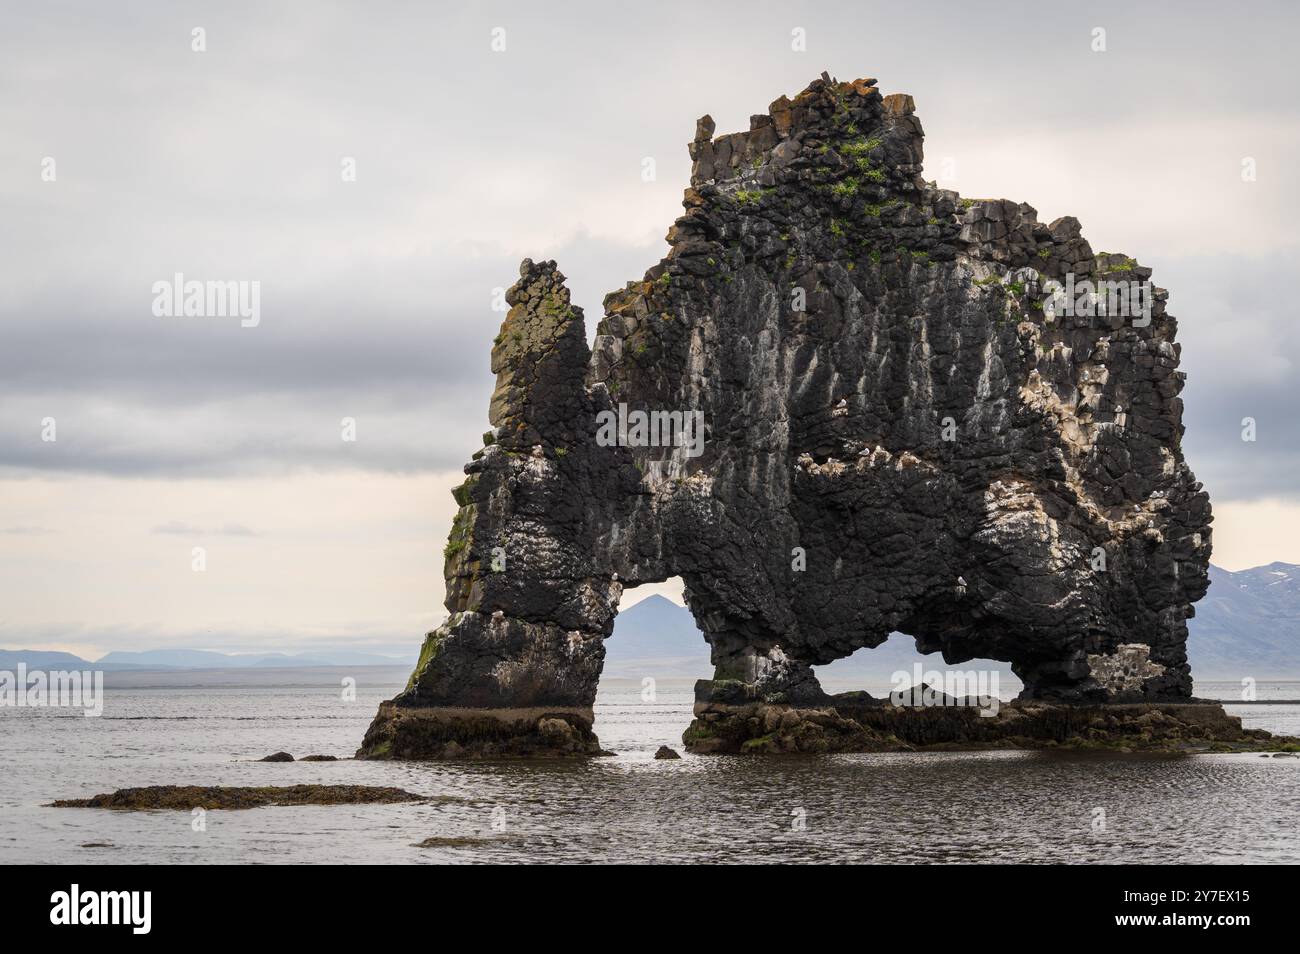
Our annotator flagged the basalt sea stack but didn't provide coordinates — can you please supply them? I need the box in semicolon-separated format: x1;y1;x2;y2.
358;73;1258;759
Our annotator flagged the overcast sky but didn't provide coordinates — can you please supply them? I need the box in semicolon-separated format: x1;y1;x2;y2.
2;1;1298;658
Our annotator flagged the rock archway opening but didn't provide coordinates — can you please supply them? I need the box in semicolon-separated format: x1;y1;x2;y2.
603;578;709;680
814;635;1021;702
594;578;710;753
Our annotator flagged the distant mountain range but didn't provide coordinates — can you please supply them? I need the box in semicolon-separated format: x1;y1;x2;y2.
1189;562;1300;677
0;648;412;672
4;562;1299;679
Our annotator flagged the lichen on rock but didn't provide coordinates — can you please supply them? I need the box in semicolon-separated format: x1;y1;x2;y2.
359;72;1227;759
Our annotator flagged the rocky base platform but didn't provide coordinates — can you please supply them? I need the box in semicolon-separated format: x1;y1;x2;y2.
684;698;1300;755
356;703;607;760
356;697;1299;760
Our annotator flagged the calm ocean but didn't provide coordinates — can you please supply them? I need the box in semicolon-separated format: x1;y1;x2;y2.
2;670;1297;864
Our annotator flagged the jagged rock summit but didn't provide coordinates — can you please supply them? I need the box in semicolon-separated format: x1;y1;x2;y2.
358;73;1237;760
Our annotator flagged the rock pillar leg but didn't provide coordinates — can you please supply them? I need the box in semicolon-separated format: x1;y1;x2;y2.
358;260;633;759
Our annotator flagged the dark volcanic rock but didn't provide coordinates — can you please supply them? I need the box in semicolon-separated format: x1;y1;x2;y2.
359;703;603;760
685;699;1294;755
654;745;682;760
889;682;963;708
258;751;294;762
49;785;425;810
360;73;1219;758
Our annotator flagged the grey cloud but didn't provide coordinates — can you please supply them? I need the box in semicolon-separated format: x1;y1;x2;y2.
1159;252;1300;504
2;0;1298;504
0;231;657;477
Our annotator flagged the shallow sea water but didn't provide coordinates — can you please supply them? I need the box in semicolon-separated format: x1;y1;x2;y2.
2;671;1297;864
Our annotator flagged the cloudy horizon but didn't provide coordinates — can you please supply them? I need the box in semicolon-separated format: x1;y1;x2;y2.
3;1;1299;658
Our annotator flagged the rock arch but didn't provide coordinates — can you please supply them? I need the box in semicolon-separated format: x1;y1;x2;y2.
358;74;1212;759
